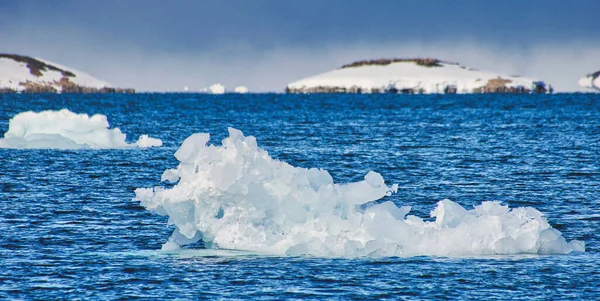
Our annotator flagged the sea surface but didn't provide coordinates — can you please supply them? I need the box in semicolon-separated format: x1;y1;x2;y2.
1;93;599;300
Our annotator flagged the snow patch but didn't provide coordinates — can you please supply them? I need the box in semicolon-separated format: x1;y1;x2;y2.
36;57;111;88
0;109;161;149
135;128;583;257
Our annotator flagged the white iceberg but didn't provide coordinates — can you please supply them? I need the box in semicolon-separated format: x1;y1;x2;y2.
234;86;249;94
135;128;583;257
135;134;163;148
0;109;162;149
208;83;225;94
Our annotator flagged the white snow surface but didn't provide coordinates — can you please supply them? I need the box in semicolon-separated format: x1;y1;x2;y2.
0;109;162;149
578;72;600;90
208;83;225;94
234;86;249;94
135;128;584;257
0;56;110;92
287;61;542;94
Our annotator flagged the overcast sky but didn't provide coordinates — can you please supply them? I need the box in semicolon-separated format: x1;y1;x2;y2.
1;0;598;92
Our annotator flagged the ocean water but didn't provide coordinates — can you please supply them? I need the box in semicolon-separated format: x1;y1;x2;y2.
1;93;599;300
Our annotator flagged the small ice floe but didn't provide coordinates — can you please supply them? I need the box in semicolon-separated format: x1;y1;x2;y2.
0;109;162;149
208;83;225;94
234;86;249;94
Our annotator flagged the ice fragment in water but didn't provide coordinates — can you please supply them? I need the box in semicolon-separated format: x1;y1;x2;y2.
0;109;161;149
135;128;584;257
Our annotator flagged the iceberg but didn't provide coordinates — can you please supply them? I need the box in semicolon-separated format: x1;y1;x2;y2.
0;109;162;149
135;128;583;257
208;83;225;94
234;86;249;94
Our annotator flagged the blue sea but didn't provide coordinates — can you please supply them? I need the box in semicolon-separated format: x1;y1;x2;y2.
1;93;599;300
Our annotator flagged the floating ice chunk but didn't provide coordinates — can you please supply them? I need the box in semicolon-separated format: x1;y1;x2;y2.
234;86;249;93
161;230;203;251
136;134;163;148
365;170;384;188
208;83;225;94
365;201;411;220
474;201;509;216
135;128;584;257
174;133;210;163
431;199;467;228
307;168;334;189
161;169;180;183
0;109;161;149
569;240;586;253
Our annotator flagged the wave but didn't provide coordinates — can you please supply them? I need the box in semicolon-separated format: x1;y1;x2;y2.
135;128;584;257
0;109;162;149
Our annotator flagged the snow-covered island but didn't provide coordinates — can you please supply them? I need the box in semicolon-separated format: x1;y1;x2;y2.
0;54;134;93
579;70;600;91
286;58;550;94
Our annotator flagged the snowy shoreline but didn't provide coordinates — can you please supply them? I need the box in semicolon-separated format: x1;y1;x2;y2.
287;58;551;94
0;54;134;94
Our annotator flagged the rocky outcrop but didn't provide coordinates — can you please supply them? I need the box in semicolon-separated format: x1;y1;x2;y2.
0;53;135;94
579;70;600;91
285;85;366;94
470;77;536;94
341;58;446;69
1;54;76;78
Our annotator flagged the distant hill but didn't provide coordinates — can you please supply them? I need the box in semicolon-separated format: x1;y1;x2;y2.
286;58;550;94
579;70;600;91
0;54;134;93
